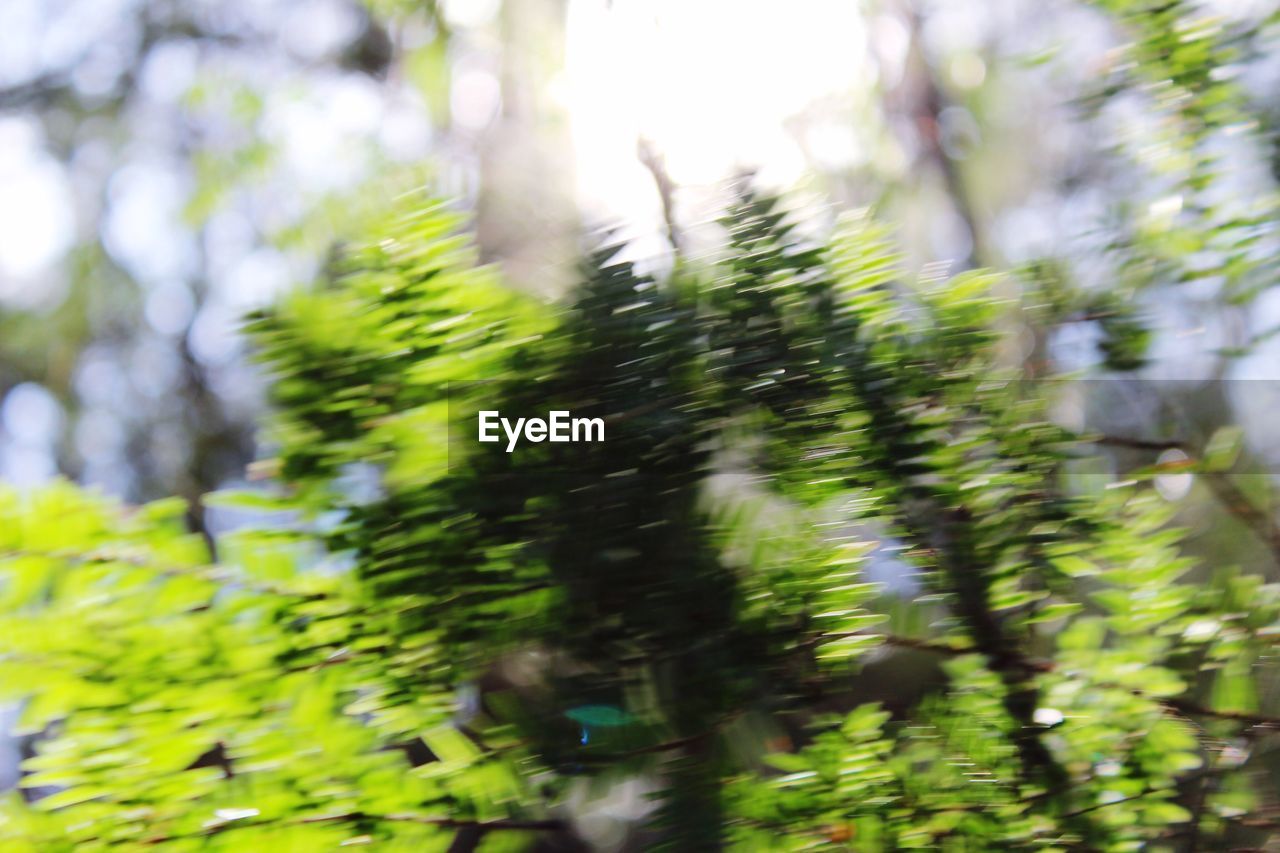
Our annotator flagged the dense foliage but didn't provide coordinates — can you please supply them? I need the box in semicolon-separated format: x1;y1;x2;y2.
0;188;1277;850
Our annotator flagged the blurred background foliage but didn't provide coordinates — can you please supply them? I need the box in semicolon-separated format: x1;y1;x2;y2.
1;0;1280;849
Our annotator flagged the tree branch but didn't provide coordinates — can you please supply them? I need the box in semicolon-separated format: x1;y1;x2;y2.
637;136;683;257
818;630;1280;728
1093;434;1280;557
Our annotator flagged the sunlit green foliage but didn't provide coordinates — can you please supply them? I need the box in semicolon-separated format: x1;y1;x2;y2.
1;186;1276;850
1081;0;1280;358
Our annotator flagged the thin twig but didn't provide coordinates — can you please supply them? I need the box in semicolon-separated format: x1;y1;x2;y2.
1094;435;1186;452
637;136;683;256
1165;698;1280;729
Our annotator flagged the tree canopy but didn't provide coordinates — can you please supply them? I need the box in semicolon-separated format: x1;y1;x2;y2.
1;187;1278;849
2;0;1280;850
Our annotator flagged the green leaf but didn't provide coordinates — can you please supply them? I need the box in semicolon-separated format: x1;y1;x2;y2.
1051;555;1101;578
1200;426;1243;472
1210;657;1258;713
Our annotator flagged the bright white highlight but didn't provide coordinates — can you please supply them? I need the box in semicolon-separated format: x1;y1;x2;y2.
564;0;868;222
0;119;74;282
